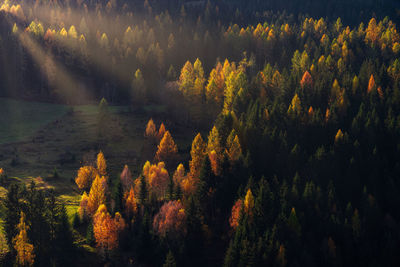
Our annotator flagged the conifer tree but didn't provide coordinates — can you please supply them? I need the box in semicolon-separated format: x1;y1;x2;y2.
13;212;35;266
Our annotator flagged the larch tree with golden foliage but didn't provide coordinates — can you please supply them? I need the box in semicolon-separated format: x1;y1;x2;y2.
13;212;35;267
157;123;166;141
87;175;107;216
154;131;178;165
225;130;242;164
97;151;107;177
145;118;157;139
173;163;186;187
124;187;138;219
179;61;195;97
143;161;170;199
244;189;254;217
189;133;207;179
75;165;98;191
287;94;302;117
93;205;125;255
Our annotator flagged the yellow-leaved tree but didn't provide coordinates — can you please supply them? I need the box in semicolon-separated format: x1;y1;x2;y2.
97;151;107;177
13;212;35;266
189;133;206;179
225;130;242;164
75;166;98;190
87;175;107;216
244;189;254;216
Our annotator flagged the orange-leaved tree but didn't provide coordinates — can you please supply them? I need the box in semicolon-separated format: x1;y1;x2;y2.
97;151;107;177
229;199;243;229
145;118;157;139
154;131;178;166
124;186;138;218
93;205;125;255
143;161;170;199
75;166;98;191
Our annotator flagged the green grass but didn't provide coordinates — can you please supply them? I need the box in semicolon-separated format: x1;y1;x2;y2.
0;98;70;144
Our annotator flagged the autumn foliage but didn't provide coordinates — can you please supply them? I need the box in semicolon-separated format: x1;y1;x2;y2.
97;151;107;177
13;212;35;266
229;199;243;229
143;161;170;199
145;118;157;139
124;186;138;218
93;205;125;253
154;131;178;165
367;74;376;93
300;70;313;88
75;166;98;190
189;133;207;179
87;175;107;216
153;200;186;238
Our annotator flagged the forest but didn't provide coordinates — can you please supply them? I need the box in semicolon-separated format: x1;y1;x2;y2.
0;0;400;266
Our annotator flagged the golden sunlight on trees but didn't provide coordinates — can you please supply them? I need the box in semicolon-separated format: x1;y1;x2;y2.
334;129;344;144
154;131;178;165
172;164;186;188
145;118;157;139
124;187;138;218
287;94;301;116
300;70;313;88
244;189;254;216
75;166;98;190
157;123;166;141
87;175;107;216
97;151;107;177
13;212;35;267
225;131;242;164
93;205;125;254
143;161;169;199
367;74;376;94
189;133;207;179
153;200;186;237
